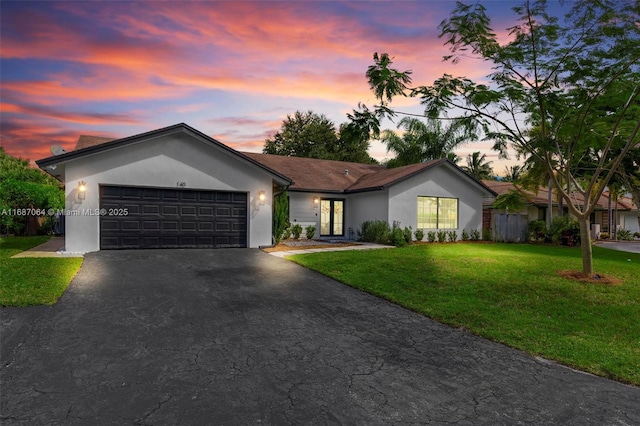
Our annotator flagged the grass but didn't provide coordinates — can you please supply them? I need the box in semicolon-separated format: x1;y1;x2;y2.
0;236;83;307
290;243;640;385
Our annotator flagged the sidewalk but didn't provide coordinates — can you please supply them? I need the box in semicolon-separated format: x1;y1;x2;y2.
10;237;84;258
265;242;392;258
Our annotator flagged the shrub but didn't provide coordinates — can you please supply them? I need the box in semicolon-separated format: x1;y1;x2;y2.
390;222;406;247
359;220;391;244
291;223;303;239
528;220;547;242
599;232;610;240
305;225;316;240
403;226;413;244
414;229;425;242
273;191;289;244
427;231;436;243
548;216;579;245
437;230;447;243
634;232;640;239
616;228;633;241
482;227;492;241
282;227;292;240
470;229;481;241
461;229;470;241
447;230;458;242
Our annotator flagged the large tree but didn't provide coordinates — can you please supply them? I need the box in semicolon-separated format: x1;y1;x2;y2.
0;147;64;234
364;0;640;275
263;110;376;163
380;117;474;168
462;151;494;180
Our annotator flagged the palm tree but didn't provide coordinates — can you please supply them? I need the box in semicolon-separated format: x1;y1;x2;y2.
380;117;475;168
502;165;525;182
462;152;494;180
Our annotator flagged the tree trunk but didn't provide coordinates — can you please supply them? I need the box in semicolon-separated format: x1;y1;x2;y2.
579;217;594;275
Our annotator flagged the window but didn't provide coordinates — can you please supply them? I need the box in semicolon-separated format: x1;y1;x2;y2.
417;196;458;229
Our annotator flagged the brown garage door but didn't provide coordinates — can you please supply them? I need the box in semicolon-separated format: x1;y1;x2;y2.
99;185;247;249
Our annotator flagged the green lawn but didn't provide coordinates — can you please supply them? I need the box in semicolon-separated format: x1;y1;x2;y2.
0;236;83;307
290;243;640;385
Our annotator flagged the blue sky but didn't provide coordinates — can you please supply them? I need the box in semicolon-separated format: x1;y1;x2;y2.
1;0;552;172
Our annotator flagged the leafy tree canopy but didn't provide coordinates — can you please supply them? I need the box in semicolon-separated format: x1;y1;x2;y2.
263;110;376;163
362;0;640;274
461;151;494;180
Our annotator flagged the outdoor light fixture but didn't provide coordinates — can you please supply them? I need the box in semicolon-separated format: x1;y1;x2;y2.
313;196;320;205
78;181;86;200
258;190;266;205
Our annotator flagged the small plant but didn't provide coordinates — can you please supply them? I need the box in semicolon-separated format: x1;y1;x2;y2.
359;220;391;244
482;227;492;241
616;228;633;241
427;231;436;243
528;220;547;242
634;232;640;239
437;230;447;243
390;221;406;247
403;226;413;244
599;232;610;240
414;229;425;242
282;226;292;240
305;225;316;240
291;223;303;239
470;229;481;241
461;229;469;241
447;230;458;242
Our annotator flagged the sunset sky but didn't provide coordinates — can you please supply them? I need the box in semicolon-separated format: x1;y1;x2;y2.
1;1;544;173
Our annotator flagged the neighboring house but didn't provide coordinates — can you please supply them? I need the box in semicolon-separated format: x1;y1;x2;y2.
482;180;640;235
37;123;495;253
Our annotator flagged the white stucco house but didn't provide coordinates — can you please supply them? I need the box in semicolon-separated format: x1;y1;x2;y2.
37;123;495;253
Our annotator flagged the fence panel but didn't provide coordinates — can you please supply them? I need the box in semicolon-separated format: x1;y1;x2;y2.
493;214;528;242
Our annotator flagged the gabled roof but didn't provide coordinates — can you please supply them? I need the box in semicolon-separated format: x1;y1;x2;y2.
36;123;292;185
482;180;637;211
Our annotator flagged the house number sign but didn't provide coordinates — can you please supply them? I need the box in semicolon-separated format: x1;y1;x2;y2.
176;181;186;187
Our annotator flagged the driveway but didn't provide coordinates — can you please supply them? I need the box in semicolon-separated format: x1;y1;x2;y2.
596;241;640;254
1;250;639;425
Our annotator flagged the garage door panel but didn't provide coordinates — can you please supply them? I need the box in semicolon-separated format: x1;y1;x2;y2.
100;186;247;249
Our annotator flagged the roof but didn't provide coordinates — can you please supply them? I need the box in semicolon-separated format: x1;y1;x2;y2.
36;123;495;196
36;123;292;186
482;180;637;211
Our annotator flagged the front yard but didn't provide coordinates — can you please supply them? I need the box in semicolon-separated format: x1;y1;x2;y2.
0;236;83;306
290;243;640;385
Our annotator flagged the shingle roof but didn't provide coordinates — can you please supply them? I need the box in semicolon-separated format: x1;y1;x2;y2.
482;180;637;211
75;135;115;150
242;152;384;192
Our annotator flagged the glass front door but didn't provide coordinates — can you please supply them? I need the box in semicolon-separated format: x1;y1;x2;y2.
320;199;344;236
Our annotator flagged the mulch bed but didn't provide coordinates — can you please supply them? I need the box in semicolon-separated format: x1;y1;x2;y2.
262;240;359;253
557;270;622;285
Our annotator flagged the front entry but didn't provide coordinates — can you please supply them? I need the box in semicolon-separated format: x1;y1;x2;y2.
320;199;344;237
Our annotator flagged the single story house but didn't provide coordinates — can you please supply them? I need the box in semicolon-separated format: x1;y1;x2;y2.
482;180;640;235
37;123;495;253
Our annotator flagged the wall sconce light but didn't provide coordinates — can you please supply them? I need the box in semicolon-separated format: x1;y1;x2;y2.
258;190;266;205
78;181;86;200
313;196;320;206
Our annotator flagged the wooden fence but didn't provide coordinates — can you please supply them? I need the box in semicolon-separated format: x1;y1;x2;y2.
493;214;528;243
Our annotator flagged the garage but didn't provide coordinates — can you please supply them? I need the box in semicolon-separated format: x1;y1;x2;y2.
99;185;248;249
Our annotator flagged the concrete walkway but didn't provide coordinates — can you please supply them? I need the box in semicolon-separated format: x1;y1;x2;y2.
10;236;83;258
266;242;392;258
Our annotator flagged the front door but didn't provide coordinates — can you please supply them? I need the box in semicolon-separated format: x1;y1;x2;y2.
320;199;344;236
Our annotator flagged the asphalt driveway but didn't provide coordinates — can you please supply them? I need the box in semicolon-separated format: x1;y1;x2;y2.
1;249;639;425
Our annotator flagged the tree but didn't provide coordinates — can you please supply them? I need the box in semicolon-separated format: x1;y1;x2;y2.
380;117;474;168
502;165;525;182
0;147;64;235
363;0;640;275
263;110;376;163
462;151;494;180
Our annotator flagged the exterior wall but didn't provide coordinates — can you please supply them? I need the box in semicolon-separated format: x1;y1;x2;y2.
388;164;488;240
620;211;640;233
348;190;389;238
63;133;275;252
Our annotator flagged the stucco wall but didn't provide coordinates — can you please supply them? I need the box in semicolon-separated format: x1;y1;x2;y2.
63;133;275;252
388;164;488;240
348;190;389;237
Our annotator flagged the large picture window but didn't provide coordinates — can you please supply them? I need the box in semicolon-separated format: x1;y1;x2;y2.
417;196;458;229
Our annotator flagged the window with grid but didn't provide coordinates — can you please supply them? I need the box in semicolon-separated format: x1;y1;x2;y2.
417;196;458;229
